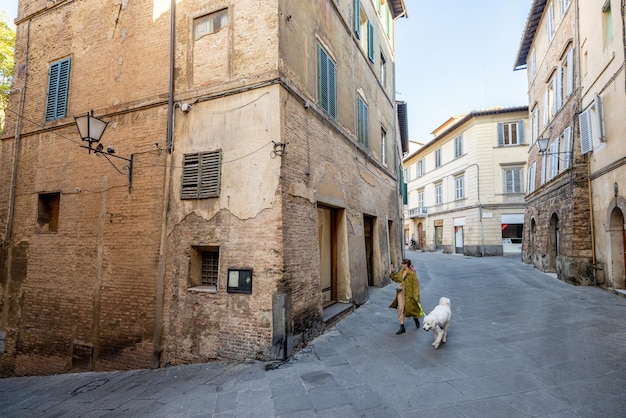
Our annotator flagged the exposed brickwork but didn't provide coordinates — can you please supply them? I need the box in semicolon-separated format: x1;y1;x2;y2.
522;164;593;284
1;0;404;376
518;1;594;284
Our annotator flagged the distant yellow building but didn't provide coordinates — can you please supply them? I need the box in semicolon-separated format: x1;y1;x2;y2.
404;107;529;256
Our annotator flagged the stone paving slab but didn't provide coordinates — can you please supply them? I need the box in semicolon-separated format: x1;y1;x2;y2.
2;252;626;417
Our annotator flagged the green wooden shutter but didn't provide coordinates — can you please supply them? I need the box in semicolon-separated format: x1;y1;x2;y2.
318;46;336;120
181;150;222;199
367;21;374;62
318;47;329;114
328;59;336;119
354;0;360;38
358;98;368;147
46;58;71;121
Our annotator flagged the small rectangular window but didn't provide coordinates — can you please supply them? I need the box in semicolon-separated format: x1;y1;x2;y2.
454;176;464;200
497;121;524;146
37;192;60;232
416;159;424;177
46;59;71;121
434;148;442;168
181;150;222;199
189;246;219;290
454;136;463;158
194;9;228;40
435;183;442;205
504;168;523;193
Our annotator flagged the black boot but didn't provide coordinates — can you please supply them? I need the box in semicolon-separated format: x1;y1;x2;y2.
396;324;406;334
414;317;420;328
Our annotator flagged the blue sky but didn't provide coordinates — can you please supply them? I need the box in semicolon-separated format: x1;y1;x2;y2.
395;1;531;142
2;1;531;143
1;1;17;26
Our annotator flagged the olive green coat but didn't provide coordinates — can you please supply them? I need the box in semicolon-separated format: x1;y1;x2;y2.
388;269;424;318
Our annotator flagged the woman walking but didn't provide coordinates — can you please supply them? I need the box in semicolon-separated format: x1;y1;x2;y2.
389;258;423;334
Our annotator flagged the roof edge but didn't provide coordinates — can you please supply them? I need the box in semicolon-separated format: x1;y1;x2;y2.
403;106;529;161
514;0;547;70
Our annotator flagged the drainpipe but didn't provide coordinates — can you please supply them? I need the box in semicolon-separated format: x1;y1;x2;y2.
166;0;175;152
153;0;175;368
4;17;31;244
622;0;626;93
4;86;25;244
587;158;596;268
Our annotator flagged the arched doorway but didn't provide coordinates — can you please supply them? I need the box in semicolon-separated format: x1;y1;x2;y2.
548;213;560;272
609;208;625;289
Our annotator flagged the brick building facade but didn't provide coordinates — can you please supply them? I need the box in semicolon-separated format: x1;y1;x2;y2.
514;0;626;287
0;0;408;376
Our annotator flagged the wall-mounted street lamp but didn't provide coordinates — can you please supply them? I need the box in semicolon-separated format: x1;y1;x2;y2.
536;137;550;154
535;136;573;168
74;110;134;191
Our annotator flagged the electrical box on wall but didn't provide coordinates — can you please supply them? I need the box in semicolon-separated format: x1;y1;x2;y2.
227;269;253;294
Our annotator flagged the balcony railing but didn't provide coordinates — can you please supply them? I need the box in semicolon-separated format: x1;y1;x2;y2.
407;206;428;218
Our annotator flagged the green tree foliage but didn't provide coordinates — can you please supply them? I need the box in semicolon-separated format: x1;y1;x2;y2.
0;11;16;134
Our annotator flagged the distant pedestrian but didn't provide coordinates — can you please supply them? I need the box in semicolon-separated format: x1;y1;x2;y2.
410;236;417;249
388;259;423;334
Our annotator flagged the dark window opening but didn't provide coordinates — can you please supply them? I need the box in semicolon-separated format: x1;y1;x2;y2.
37;192;60;232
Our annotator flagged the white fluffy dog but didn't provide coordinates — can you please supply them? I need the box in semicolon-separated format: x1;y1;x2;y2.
422;297;451;349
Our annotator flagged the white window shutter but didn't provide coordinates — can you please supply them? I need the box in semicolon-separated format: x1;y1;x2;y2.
551;77;558;116
517;120;525;144
555;71;562;110
549;140;559;179
528;162;536;194
566;49;574;96
579;109;593;154
594;93;605;142
533;109;539;142
497;123;504;146
543;89;550;126
563;126;572;169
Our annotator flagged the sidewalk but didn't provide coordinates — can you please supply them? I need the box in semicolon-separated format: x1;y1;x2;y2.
2;252;626;417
